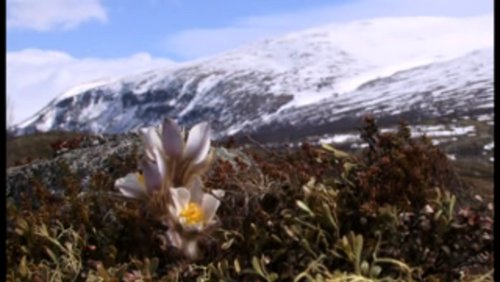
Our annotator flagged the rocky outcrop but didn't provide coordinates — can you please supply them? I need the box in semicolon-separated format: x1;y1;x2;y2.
6;133;255;205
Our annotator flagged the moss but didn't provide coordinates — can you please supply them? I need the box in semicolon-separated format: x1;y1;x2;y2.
6;131;90;167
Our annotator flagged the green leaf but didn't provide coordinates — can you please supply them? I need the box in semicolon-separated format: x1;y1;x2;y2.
353;234;364;275
370;264;382;278
96;263;111;281
360;260;370;275
296;200;315;217
234;258;241;274
251;256;264;276
149;257;159;274
343;162;357;173
323;202;339;236
271;234;283;244
268;273;279;282
321;143;351;159
45;247;58;265
18;256;29;277
16;218;29;233
221;238;235;250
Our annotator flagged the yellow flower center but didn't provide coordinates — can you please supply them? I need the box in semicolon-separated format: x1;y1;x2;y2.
136;173;146;186
180;202;204;225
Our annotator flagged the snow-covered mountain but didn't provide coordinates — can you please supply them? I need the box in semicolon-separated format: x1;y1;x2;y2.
14;14;493;144
251;48;493;142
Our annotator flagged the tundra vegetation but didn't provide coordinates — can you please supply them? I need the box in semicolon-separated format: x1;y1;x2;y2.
6;116;493;281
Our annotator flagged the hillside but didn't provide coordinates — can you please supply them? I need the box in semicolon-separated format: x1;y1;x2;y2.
14;14;493;143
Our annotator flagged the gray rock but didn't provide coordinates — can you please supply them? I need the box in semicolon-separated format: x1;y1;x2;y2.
6;133;141;204
6;133;255;205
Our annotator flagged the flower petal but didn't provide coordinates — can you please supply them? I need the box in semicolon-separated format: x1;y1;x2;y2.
161;118;184;159
170;187;191;214
166;230;183;249
212;189;225;198
182;222;204;233
142;126;163;160
139;128;153;160
183;240;199;259
115;173;146;198
153;147;167;181
139;158;162;194
168;205;177;219
189;177;204;204
184;122;211;164
201;193;221;223
181;152;213;185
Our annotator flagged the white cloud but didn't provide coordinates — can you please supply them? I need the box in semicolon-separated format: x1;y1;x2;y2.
164;0;493;59
7;49;175;125
7;0;108;31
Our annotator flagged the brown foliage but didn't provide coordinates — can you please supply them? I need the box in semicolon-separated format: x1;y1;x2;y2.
6;117;493;281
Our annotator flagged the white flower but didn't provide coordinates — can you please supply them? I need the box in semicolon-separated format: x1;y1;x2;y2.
115;172;147;199
116;118;213;198
115;118;223;259
141;118;212;187
166;230;200;259
161;118;211;166
115;157;162;199
168;179;225;231
165;179;224;258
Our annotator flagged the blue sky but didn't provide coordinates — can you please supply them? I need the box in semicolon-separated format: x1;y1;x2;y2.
9;0;355;60
6;0;493;125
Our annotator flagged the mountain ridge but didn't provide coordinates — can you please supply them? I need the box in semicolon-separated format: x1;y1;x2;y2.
13;14;493;145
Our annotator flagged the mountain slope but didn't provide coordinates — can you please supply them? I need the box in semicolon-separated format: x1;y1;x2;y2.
249;48;493;142
14;14;493;143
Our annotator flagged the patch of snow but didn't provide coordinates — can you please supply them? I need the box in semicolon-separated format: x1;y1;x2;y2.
476;114;493;121
291;91;335;108
319;133;359;144
484;142;494;150
336;59;438;94
35;111;56;131
58;79;115;100
225;120;251;136
17;114;40;128
380;128;396;133
350;143;368;149
197;74;222;93
446;154;456;161
410;125;475;137
80;100;107;120
476;102;494;109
